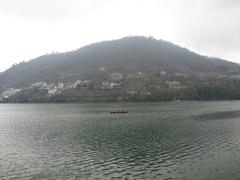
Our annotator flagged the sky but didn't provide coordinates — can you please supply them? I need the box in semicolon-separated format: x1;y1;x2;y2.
0;0;239;71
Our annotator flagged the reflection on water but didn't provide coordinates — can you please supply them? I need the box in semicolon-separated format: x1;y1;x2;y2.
194;110;240;120
1;101;240;179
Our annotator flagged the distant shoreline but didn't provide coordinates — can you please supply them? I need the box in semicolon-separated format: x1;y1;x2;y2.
1;99;240;104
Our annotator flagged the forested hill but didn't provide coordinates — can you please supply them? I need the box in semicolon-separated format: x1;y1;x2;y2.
1;36;240;102
0;36;239;89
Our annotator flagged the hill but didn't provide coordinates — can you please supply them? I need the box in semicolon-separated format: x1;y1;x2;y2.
1;36;240;102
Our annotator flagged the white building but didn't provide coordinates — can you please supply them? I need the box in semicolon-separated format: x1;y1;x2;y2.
82;80;92;86
1;88;21;98
71;80;82;88
109;82;121;89
160;71;166;76
166;81;181;88
126;88;139;95
101;81;109;89
31;82;48;89
48;88;58;95
111;73;123;80
57;83;64;89
101;81;121;89
126;72;145;79
98;67;106;71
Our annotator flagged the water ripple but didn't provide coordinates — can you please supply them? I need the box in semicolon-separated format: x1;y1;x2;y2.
1;102;240;179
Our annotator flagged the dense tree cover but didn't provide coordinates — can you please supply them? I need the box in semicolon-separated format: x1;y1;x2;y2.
4;88;49;103
0;36;239;89
3;79;240;103
1;36;240;103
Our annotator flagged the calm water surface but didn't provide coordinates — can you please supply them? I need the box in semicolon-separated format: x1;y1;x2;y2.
1;101;240;179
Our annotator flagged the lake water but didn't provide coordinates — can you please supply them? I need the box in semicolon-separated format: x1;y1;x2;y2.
1;101;240;179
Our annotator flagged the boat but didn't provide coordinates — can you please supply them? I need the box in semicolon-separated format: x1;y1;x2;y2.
109;110;128;114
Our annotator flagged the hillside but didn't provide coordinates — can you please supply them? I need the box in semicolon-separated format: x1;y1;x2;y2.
1;36;240;88
1;36;240;102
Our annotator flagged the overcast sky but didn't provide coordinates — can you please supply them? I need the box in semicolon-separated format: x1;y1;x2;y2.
0;0;239;71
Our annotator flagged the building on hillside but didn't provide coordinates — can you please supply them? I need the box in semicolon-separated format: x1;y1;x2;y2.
31;82;48;89
166;80;181;88
71;80;82;88
64;82;74;89
57;83;64;89
48;88;58;95
101;81;121;89
160;71;167;76
1;88;21;98
109;82;121;89
101;81;110;89
111;73;123;80
82;80;92;87
98;67;106;71
138;88;151;96
126;88;139;95
126;72;145;79
174;73;190;77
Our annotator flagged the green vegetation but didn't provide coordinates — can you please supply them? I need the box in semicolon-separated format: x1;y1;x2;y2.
1;36;240;103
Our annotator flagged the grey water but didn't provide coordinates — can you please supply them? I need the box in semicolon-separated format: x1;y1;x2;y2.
1;101;240;179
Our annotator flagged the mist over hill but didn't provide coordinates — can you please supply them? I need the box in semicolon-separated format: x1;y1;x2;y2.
1;36;240;102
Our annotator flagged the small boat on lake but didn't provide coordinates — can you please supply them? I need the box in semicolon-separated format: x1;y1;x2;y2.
109;110;128;114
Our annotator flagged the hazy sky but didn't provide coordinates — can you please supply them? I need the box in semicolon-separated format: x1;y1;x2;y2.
0;0;239;71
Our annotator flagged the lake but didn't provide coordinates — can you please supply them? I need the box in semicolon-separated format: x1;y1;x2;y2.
1;101;240;179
